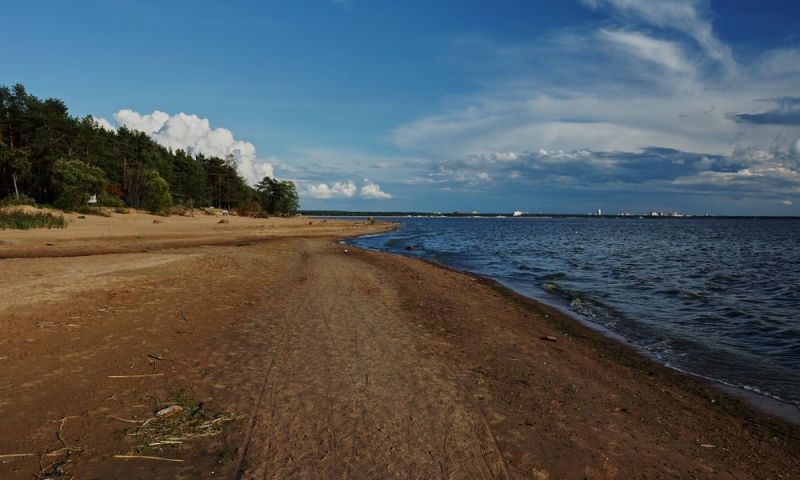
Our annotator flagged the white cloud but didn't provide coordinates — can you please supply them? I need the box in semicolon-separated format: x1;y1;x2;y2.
390;0;800;175
581;0;735;72
598;29;693;74
93;117;117;132
360;181;392;199
107;109;274;185
114;109;170;135
304;181;357;199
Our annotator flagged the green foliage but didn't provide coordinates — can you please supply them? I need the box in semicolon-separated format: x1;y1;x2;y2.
0;83;259;214
125;165;173;214
0;208;68;230
236;198;266;217
144;169;173;214
0;193;36;207
96;189;125;208
52;158;108;211
256;176;299;217
0;142;32;199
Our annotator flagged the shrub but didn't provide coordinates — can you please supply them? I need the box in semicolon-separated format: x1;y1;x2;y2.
0;208;68;230
52;159;107;211
0;194;37;208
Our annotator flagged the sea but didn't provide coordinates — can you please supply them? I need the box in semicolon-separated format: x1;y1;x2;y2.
342;216;800;420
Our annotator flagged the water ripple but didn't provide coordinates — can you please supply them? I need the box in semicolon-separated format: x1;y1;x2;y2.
347;217;800;406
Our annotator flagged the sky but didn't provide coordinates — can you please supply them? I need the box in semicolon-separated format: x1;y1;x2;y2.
4;0;800;215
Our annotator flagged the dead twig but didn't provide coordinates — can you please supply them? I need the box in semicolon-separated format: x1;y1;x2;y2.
0;453;34;458
108;416;144;424
148;440;183;446
107;374;164;379
55;416;77;448
113;454;183;462
36;458;71;480
180;310;189;321
43;447;69;457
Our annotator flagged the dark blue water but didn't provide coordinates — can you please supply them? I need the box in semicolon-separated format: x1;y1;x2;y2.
345;217;800;409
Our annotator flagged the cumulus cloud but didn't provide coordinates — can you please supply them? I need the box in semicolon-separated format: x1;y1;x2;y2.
92;117;117;132
413;137;800;206
304;181;358;199
302;179;393;201
360;181;392;199
107;109;274;185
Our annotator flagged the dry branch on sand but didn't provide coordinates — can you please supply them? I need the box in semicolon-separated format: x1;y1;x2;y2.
113;455;183;462
117;391;241;458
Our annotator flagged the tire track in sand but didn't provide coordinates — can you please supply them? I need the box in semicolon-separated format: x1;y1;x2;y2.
231;239;510;479
233;246;316;476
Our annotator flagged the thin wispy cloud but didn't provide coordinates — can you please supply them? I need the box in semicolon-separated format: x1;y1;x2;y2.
383;0;800;213
581;0;736;73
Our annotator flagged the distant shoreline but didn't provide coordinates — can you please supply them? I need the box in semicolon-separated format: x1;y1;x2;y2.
305;211;800;220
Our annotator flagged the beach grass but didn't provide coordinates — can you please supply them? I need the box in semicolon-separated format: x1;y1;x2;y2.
0;208;68;230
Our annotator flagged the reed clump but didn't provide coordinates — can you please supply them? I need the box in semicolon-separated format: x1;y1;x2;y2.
0;208;68;230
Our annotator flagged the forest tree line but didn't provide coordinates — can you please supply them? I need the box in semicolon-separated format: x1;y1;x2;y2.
0;84;298;216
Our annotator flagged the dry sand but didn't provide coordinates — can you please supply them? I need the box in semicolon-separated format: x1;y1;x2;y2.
0;208;798;479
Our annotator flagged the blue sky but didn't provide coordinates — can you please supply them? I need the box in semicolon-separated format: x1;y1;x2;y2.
4;0;800;215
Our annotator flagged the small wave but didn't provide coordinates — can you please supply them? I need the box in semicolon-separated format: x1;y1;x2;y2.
541;272;568;281
664;289;703;300
542;281;569;298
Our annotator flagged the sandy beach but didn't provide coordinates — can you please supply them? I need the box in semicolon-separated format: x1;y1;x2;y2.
0;209;798;479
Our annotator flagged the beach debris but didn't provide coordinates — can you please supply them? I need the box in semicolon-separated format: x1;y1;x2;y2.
108;373;164;379
147;353;164;361
343;249;348;254
36;322;79;328
0;240;12;245
156;405;183;417
109;416;143;424
153;219;163;224
37;457;72;478
121;392;241;457
180;310;189;321
113;455;183;462
218;219;229;224
540;335;558;342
